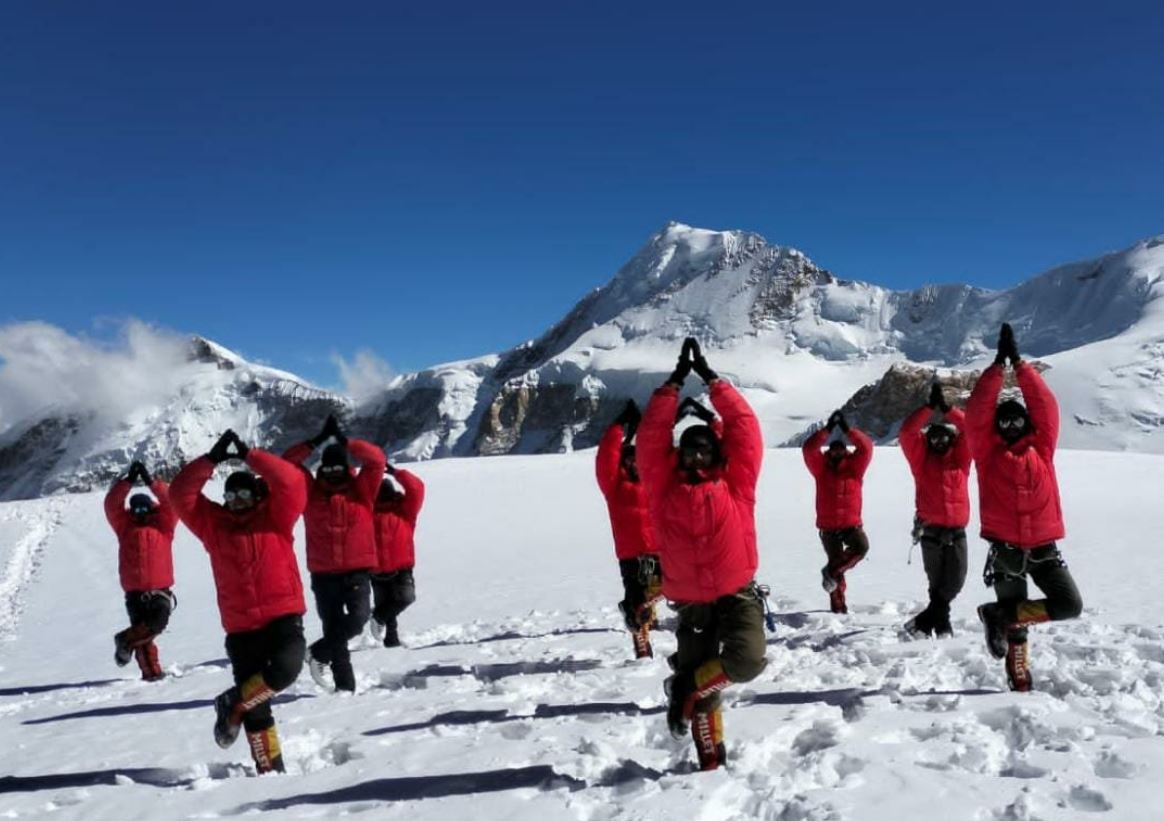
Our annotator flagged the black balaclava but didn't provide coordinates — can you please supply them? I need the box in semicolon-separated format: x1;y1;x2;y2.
678;425;722;481
224;471;261;513
319;444;351;485
995;399;1031;445
925;423;957;455
129;493;155;519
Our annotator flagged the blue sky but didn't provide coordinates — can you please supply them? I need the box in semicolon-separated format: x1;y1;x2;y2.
1;2;1162;386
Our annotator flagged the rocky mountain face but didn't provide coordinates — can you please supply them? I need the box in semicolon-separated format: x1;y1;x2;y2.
356;224;1164;460
0;337;348;501
780;361;1051;446
2;225;1162;500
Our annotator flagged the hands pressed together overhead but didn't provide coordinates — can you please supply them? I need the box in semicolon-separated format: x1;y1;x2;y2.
667;338;718;387
826;410;849;433
927;381;950;412
208;430;249;464
126;460;152;484
311;413;347;448
994;323;1021;367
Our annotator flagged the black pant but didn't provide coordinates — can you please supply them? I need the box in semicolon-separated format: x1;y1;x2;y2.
310;571;372;685
820;527;869;575
371;569;416;626
124;589;174;636
224;614;306;731
674;584;768;699
987;542;1083;642
918;526;968;610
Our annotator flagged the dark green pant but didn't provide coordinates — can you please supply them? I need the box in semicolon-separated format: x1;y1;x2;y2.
674;583;767;706
987;542;1083;642
919;526;968;608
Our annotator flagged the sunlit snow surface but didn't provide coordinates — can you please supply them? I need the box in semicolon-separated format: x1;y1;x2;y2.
1;448;1162;819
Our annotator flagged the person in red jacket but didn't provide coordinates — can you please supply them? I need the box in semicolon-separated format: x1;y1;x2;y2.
283;414;385;692
638;338;767;772
968;324;1083;692
104;460;177;682
171;430;308;775
802;411;873;614
900;381;972;637
369;464;426;648
596;399;662;659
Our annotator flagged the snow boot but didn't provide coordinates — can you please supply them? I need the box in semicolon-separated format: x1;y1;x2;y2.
977;603;1010;659
820;565;839;594
691;706;726;771
932;600;953;637
246;725;285;775
214;674;276;749
1005;640;1032;692
135;641;165;681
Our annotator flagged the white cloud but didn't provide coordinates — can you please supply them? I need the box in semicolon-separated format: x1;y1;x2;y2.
330;349;396;402
0;320;191;434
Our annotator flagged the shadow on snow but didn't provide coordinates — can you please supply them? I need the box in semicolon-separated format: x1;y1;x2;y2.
365;701;665;737
22;693;314;725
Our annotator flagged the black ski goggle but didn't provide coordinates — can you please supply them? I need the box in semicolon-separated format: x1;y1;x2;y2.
998;416;1027;432
224;488;254;502
130;504;153;515
319;464;347;476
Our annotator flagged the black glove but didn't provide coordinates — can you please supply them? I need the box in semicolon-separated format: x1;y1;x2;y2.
208;431;236;464
615;400;641;428
386;463;397;475
827;410;849;433
310;414;338;447
137;463;153;485
677;396;715;424
229;431;250;461
667;339;695;386
690;340;718;383
927;382;949;412
995;322;1020;366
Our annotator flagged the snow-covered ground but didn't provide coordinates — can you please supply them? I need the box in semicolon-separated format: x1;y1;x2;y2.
1;447;1162;820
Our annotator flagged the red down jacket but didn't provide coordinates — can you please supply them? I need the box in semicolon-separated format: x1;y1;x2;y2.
283;439;385;575
595;423;657;561
373;468;425;573
104;478;178;592
966;362;1065;548
900;407;972;528
802;427;873;531
170;450;308;634
637;380;763;604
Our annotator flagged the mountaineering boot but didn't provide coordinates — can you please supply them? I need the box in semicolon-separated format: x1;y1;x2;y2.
977;602;1010;659
932;600;953;637
668;659;732;739
135;641;165;681
246;725;286;774
691;706;726;771
820;565;839;594
664;671;695;738
382;621;401;648
829;576;848;614
1005;640;1032;692
114;624;152;667
904;604;935;637
631;630;653;659
1014;600;1051;627
307;644;334;690
214;673;277;749
332;659;356;694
